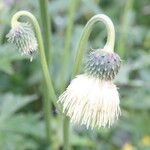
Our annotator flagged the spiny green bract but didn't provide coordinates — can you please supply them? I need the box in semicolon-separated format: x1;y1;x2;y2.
85;49;121;80
6;22;38;61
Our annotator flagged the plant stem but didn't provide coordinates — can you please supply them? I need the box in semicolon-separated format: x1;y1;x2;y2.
62;14;115;150
72;14;115;77
63;116;70;150
117;0;134;58
60;0;79;92
61;15;115;149
39;0;53;144
60;1;79;149
11;11;61;144
39;0;52;65
42;86;52;144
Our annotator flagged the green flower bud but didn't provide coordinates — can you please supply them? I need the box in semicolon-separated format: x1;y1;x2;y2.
6;22;38;61
85;49;121;80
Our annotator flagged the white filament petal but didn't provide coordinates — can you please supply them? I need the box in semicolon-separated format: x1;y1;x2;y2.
58;74;121;129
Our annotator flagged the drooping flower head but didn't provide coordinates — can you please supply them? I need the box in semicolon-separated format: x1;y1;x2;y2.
58;14;122;129
59;48;121;129
7;22;38;61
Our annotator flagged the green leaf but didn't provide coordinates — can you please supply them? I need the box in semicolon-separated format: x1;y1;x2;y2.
0;113;45;139
0;44;25;74
0;93;37;119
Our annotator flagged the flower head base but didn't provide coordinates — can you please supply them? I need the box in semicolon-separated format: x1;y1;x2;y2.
85;49;121;80
7;22;38;61
58;74;121;129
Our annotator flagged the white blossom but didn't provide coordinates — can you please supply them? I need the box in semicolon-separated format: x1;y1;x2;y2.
58;74;121;129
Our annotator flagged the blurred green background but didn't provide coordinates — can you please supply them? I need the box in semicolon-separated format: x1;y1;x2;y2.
0;0;150;150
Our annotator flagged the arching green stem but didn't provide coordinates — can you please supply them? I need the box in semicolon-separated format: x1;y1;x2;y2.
72;14;115;77
39;1;53;145
60;14;116;150
62;14;116;150
11;11;61;143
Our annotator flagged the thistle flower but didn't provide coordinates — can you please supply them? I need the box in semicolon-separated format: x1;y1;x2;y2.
58;49;121;129
58;14;122;129
7;22;38;61
59;74;121;129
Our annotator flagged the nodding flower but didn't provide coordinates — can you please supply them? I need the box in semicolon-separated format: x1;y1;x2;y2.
58;14;122;129
7;22;38;61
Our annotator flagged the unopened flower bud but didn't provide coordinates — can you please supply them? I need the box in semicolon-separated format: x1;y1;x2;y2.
7;22;38;61
58;14;122;129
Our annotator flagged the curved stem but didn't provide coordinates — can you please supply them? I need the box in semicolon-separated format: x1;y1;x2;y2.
11;11;61;111
61;14;116;150
11;10;61;143
39;0;53;145
72;14;115;77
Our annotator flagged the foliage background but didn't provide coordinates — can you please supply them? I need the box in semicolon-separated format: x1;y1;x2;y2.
0;0;150;149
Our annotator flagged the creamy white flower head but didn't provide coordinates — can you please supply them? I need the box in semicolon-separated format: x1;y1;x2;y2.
58;74;121;129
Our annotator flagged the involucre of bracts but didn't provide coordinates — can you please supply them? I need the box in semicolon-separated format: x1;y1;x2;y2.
85;49;121;80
